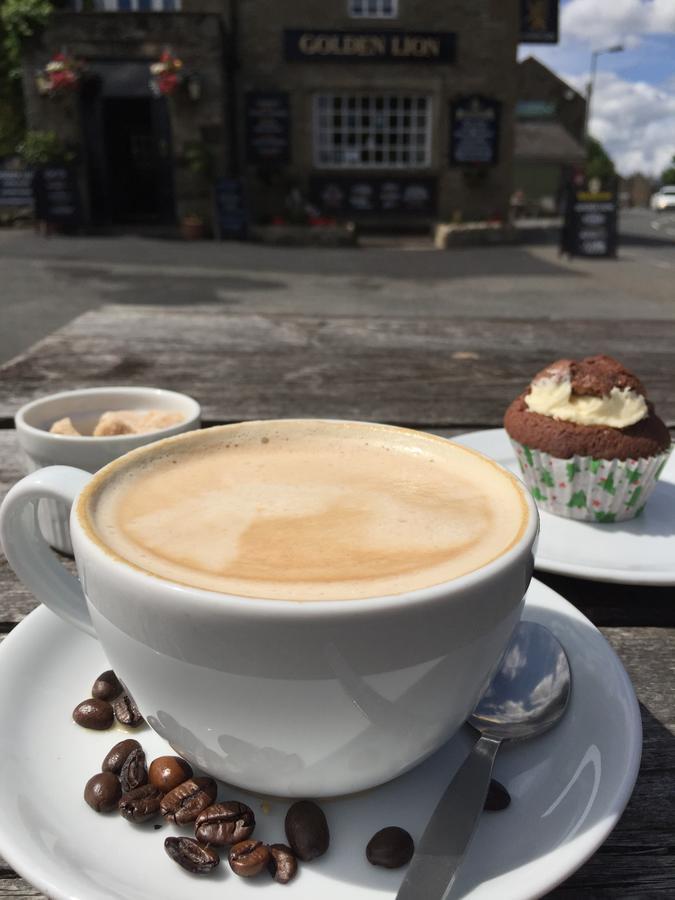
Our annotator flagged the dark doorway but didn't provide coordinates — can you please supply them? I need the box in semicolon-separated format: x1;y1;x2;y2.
81;62;176;227
103;98;172;223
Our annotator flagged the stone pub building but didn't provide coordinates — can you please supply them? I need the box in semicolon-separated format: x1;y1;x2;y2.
20;0;539;230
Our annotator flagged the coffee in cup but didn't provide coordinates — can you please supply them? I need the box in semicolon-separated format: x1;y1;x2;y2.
81;420;528;601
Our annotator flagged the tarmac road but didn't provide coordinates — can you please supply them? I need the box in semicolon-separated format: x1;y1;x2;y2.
0;208;673;365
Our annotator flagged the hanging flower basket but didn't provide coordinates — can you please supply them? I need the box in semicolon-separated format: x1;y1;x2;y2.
35;51;83;98
149;50;184;97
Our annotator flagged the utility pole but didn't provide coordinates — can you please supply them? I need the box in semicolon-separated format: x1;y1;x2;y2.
583;45;624;146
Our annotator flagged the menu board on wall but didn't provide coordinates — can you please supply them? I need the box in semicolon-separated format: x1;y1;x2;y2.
309;176;437;216
32;167;81;225
449;96;501;166
245;92;290;165
0;168;34;207
562;189;618;258
519;0;559;43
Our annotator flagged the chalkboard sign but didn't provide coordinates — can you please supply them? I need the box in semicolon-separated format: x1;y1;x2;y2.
519;0;559;43
32;166;82;226
214;177;248;239
309;176;436;216
0;168;34;208
561;188;618;258
449;96;501;166
245;92;290;165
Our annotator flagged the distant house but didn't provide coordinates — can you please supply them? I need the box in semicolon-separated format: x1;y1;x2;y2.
514;56;586;215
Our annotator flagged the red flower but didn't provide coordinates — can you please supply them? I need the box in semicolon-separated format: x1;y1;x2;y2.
592;499;601;507
558;482;566;488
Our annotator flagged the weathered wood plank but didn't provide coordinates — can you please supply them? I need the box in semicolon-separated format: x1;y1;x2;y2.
0;307;673;425
549;628;675;897
0;878;46;899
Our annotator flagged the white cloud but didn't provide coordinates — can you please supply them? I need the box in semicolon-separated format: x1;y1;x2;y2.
565;70;675;175
562;0;675;48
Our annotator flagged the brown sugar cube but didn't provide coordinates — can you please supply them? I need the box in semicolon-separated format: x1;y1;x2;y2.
49;417;81;436
93;412;136;436
137;411;184;433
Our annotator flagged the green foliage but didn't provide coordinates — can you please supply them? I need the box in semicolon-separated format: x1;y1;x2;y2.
585;137;616;185
0;80;25;157
1;0;53;78
182;141;214;179
660;154;675;186
16;129;72;166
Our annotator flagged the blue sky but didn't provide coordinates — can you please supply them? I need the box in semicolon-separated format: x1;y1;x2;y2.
518;0;675;176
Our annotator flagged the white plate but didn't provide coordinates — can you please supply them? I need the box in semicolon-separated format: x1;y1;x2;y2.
0;582;641;900
454;428;675;585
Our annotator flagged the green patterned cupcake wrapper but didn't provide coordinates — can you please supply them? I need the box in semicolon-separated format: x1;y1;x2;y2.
510;440;672;523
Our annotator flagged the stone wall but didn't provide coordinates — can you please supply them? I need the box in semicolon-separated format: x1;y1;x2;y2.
235;0;519;224
21;12;230;225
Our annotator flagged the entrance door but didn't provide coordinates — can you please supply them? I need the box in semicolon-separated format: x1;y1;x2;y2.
102;97;175;224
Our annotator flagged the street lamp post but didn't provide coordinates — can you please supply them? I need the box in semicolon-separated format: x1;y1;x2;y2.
583;44;624;146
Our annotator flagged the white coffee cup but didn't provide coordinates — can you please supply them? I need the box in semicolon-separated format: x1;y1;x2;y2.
0;421;538;797
14;387;201;554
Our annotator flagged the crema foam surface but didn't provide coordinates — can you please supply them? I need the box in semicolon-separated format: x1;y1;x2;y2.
86;422;528;600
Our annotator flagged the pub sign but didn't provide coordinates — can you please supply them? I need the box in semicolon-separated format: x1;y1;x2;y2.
309;176;437;216
519;0;559;44
449;96;501;167
284;30;456;64
245;92;290;165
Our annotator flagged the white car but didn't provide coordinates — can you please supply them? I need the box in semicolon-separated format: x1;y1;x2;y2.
650;185;675;211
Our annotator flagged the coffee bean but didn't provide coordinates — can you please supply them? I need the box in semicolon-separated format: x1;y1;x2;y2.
119;784;163;823
195;801;256;846
285;800;329;861
120;747;147;793
366;827;414;869
267;843;298;884
91;670;122;702
72;698;114;730
160;777;218;825
101;739;142;775
148;755;193;793
484;779;511;811
164;837;220;874
228;840;270;878
112;691;144;728
84;772;121;813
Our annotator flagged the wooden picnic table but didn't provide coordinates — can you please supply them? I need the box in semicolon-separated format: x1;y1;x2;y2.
0;305;673;898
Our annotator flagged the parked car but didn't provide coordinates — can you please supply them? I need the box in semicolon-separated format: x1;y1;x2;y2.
650;185;675;212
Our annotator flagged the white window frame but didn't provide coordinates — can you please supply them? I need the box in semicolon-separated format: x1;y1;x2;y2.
348;0;398;19
313;93;432;170
71;0;181;10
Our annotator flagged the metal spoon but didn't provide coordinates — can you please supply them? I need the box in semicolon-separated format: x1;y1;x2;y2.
396;621;571;900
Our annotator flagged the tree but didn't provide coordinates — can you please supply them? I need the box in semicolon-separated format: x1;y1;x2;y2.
586;137;616;185
0;0;54;157
661;155;675;186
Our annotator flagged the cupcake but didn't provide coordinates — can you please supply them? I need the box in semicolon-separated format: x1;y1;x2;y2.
504;355;671;522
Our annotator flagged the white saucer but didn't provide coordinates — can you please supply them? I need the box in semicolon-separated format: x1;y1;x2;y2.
0;582;641;900
454;428;675;585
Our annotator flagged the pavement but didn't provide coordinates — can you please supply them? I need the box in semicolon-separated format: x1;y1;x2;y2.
0;208;673;365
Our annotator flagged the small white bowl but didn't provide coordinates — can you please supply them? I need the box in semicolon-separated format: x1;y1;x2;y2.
15;387;201;554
